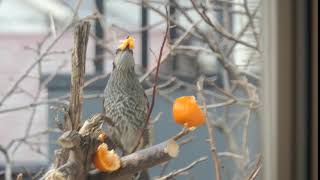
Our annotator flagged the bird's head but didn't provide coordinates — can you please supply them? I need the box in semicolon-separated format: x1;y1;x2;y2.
113;36;135;71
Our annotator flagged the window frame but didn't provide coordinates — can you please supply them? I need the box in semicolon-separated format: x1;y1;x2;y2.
262;0;317;179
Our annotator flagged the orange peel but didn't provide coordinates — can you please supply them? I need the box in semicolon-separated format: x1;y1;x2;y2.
118;36;135;50
93;143;121;172
172;96;205;128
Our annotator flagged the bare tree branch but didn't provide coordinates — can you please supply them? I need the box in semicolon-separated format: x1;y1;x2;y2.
132;5;170;152
247;155;262;180
197;76;222;180
0;145;12;180
190;0;259;52
157;156;208;180
67;20;90;130
243;0;260;48
42;21;91;180
88;139;180;180
139;20;201;82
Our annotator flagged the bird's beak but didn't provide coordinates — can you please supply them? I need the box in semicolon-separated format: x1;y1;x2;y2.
114;48;134;67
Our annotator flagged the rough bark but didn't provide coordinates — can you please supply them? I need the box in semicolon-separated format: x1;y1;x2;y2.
42;21;92;180
42;114;105;180
66;20;90;131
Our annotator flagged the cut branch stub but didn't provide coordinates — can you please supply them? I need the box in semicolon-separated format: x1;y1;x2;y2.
44;21;92;179
120;139;179;174
67;21;90;131
88;139;179;180
78;113;106;135
45;114;104;180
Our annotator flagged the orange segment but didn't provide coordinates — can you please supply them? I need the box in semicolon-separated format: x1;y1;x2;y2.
93;143;121;172
172;96;205;128
118;36;135;50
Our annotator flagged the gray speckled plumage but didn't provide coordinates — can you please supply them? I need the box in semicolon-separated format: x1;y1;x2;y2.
103;48;149;155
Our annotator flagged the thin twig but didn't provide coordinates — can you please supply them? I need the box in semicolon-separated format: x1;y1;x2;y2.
247;155;262;180
225;3;261;57
139;20;201;82
0;145;12;180
0;22;74;107
197;76;222;180
0;93;106;114
127;0;204;41
6;129;60;150
132;5;170;153
173;128;191;141
145;77;177;95
204;99;236;109
83;73;110;88
243;0;260;49
190;0;259;52
159;136;194;177
159;162;170;177
218;152;244;160
157;156;208;180
242;109;252;162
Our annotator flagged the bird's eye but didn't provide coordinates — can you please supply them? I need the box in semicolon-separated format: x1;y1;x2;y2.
116;49;121;54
